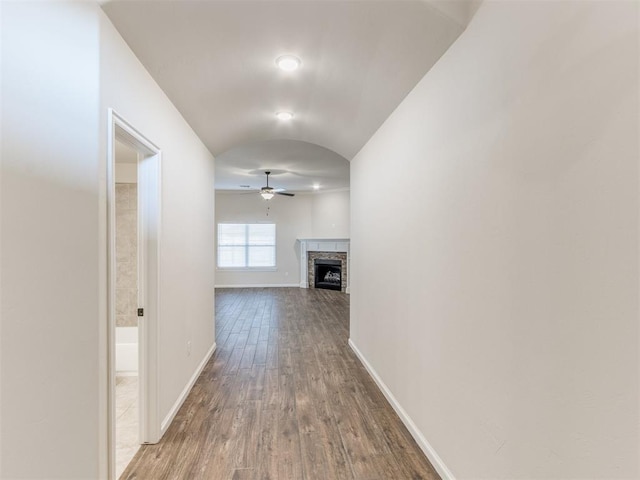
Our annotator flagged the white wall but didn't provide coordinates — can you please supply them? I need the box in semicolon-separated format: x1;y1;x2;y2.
1;3;102;478
1;4;216;477
311;190;350;238
100;11;216;426
350;1;639;479
215;190;349;287
215;193;312;286
115;163;137;184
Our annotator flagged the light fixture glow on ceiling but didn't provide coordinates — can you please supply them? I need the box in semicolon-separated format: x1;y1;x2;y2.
276;55;301;72
312;184;320;190
276;111;294;121
261;191;274;200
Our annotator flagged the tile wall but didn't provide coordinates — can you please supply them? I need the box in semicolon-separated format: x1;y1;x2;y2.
116;184;138;327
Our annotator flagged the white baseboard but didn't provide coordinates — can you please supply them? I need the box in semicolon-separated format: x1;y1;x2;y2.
348;338;455;480
215;284;299;288
161;342;216;434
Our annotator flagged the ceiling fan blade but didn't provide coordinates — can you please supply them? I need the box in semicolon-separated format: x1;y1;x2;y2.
276;192;295;197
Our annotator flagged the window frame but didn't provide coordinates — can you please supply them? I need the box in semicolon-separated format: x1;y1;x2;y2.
216;222;277;271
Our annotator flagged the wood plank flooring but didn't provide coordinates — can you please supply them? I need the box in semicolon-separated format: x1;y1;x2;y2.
121;287;440;480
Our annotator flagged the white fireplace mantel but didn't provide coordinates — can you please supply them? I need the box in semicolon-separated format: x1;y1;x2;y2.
298;238;350;293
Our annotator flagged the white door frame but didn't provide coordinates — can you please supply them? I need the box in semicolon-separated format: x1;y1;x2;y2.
106;109;161;479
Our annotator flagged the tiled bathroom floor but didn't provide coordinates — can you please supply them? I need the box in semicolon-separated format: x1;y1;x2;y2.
115;376;139;479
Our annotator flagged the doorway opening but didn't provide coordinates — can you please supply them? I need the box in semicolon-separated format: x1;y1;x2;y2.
107;110;161;479
114;139;140;477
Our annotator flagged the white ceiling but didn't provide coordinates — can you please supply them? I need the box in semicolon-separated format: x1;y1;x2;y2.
102;0;472;192
215;139;350;192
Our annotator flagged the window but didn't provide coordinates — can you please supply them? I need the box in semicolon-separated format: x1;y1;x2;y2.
217;223;276;268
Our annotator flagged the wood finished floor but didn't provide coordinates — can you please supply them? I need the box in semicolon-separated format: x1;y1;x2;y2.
121;287;440;480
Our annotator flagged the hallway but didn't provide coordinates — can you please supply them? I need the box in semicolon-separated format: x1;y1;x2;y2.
121;288;439;479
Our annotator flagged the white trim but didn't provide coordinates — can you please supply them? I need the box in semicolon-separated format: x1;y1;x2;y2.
348;338;456;480
161;343;217;434
135;127;162;445
307;186;350;194
106;109;162;479
105;111;118;480
297;238;350;242
214;284;299;288
216;267;278;272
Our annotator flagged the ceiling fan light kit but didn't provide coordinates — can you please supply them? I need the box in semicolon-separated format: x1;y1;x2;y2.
259;171;294;201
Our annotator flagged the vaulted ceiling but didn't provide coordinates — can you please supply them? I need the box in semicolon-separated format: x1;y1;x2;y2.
102;0;476;192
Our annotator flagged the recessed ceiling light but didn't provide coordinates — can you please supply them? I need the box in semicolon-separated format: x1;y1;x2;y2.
312;184;320;190
276;55;301;72
276;111;294;121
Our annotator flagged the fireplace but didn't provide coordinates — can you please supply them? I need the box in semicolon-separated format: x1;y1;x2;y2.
298;239;349;293
314;259;342;291
307;251;347;292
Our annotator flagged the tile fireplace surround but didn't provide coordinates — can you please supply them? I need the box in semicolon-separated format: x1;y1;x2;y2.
298;238;350;294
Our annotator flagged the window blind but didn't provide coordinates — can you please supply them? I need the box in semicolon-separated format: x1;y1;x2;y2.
217;223;276;268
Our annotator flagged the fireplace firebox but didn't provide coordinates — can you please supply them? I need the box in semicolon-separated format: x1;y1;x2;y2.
314;259;342;291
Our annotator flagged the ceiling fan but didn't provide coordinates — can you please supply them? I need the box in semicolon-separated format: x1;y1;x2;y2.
259;171;295;200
